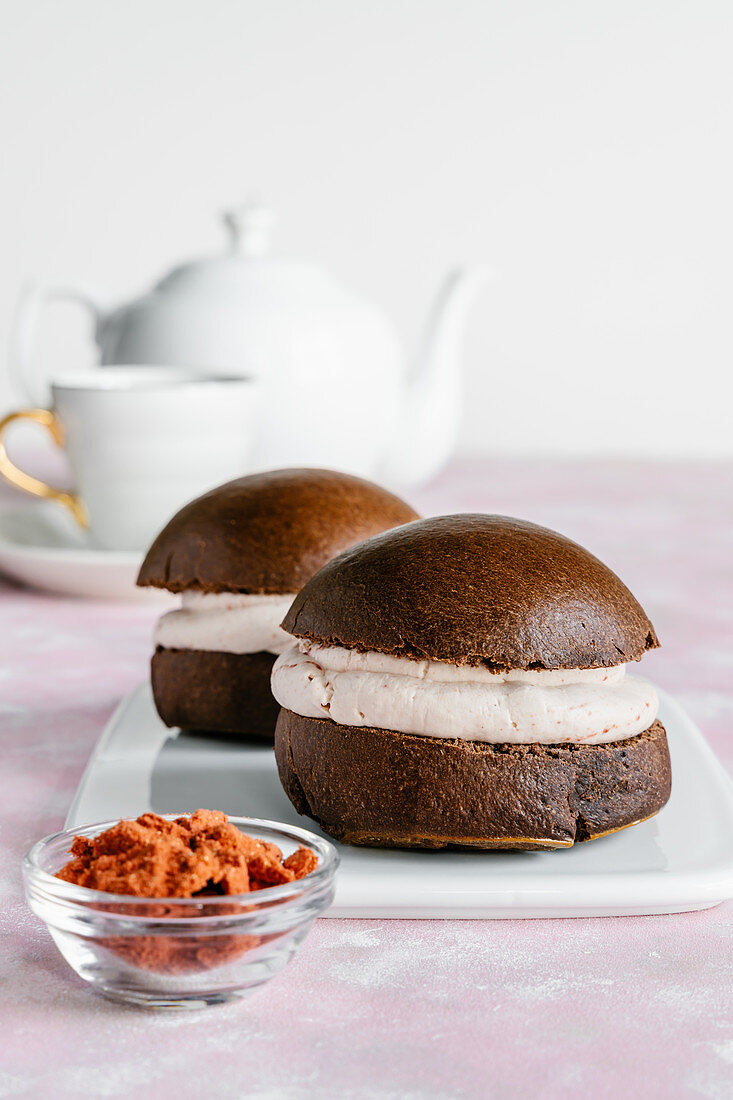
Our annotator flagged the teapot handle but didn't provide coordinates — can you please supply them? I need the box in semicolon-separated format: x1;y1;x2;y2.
9;281;105;405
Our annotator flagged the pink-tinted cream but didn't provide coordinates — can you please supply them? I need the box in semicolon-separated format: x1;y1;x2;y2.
271;641;658;744
154;591;296;655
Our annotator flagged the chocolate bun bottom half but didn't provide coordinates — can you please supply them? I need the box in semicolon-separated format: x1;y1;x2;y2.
152;649;278;738
138;469;418;739
276;714;671;849
273;514;671;850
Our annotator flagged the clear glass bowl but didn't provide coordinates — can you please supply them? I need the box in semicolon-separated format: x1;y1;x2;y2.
23;814;338;1009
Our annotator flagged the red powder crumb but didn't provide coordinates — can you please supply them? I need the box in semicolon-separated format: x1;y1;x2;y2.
56;809;317;896
56;810;318;975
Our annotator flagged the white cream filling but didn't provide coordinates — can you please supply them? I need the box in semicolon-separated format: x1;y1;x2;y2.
271;642;659;745
154;591;296;656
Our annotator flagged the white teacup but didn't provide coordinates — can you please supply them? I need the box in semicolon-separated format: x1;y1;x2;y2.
0;367;259;551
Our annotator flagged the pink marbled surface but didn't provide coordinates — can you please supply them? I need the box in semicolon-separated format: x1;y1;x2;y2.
1;459;732;1099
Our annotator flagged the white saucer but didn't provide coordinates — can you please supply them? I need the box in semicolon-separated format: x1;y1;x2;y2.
66;683;733;919
0;501;170;602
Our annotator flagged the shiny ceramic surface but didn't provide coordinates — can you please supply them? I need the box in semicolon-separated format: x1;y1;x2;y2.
0;368;259;550
10;204;488;485
66;682;733;919
0;501;163;600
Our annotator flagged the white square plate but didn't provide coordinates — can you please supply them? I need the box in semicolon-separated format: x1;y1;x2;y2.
66;684;733;918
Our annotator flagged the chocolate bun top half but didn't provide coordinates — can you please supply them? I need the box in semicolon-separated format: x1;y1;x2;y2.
282;514;659;670
137;468;419;594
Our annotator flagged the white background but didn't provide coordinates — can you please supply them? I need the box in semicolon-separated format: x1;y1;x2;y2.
1;0;731;457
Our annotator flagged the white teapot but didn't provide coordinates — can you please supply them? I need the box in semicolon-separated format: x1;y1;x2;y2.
10;204;488;486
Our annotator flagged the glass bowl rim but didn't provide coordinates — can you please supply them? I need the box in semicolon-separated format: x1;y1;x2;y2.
23;813;339;910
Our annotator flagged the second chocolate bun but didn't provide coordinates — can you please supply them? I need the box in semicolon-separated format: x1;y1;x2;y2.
138;468;419;738
138;467;419;595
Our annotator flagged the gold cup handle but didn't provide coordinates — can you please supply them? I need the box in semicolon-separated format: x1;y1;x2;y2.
0;408;89;528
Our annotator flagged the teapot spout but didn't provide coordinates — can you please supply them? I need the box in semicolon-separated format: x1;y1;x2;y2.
381;266;491;487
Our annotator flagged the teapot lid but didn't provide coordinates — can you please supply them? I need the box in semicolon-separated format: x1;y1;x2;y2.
221;201;277;257
156;201;323;295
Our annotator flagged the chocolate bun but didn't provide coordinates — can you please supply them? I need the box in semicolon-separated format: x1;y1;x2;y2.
152;649;278;737
283;514;659;669
137;468;419;594
275;712;671;849
141;469;418;740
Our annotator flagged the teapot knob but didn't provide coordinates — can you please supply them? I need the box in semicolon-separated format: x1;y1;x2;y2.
222;201;276;257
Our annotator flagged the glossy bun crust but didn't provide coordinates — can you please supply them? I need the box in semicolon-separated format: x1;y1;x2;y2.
138;468;419;594
283;514;659;670
275;712;671;849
